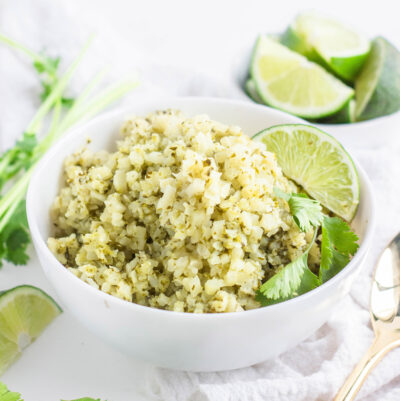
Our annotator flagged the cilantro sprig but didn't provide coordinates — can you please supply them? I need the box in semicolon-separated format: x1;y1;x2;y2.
0;33;139;267
257;188;359;305
33;54;75;107
0;34;74;108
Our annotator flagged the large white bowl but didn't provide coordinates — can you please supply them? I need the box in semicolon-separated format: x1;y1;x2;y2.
26;97;375;372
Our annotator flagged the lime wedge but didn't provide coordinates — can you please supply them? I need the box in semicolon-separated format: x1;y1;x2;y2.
318;99;356;124
244;79;263;104
250;36;354;119
252;124;359;221
0;285;62;375
282;13;370;82
355;37;400;121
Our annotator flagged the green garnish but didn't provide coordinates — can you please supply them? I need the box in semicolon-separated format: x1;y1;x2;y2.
0;381;106;401
0;132;37;191
64;398;104;401
320;215;359;282
0;33;139;267
274;188;323;232
0;200;30;267
0;34;74;107
257;189;358;305
0;382;23;401
256;230;320;306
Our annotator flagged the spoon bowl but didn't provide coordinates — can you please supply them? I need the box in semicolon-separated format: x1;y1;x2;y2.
371;233;400;328
335;233;400;400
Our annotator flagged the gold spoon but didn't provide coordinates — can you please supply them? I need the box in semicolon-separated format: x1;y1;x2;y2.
334;232;400;401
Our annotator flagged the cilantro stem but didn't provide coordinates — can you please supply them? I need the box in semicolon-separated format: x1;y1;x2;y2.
0;33;44;64
306;228;318;254
32;70;107;157
50;99;62;134
0;165;34;221
55;78;139;136
27;36;93;134
0;151;14;176
0;195;22;233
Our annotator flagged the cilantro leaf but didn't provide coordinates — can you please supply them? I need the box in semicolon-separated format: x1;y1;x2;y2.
40;80;74;108
256;250;320;306
33;55;60;76
0;133;38;191
0;382;23;401
40;80;53;102
320;216;359;283
322;216;359;255
274;188;323;232
0;381;106;401
62;398;104;401
61;97;75;107
0;200;31;268
16;132;37;153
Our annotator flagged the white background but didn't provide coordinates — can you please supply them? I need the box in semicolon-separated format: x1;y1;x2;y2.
1;0;400;400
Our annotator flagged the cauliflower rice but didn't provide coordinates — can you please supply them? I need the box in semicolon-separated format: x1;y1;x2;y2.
48;110;320;313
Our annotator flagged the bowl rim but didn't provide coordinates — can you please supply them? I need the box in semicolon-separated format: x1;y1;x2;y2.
26;96;376;320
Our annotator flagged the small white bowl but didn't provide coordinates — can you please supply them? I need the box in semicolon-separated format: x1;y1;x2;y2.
233;41;400;150
26;97;375;372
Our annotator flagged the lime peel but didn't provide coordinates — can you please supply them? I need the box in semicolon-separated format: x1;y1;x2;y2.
0;285;62;375
355;37;400;121
250;35;354;119
282;13;370;82
252;124;359;221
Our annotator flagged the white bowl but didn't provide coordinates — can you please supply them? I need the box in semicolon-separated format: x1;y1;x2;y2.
26;97;375;372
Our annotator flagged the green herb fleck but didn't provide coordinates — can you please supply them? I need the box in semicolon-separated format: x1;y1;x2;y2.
0;382;23;401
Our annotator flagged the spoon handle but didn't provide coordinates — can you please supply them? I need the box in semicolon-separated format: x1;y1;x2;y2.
334;334;400;401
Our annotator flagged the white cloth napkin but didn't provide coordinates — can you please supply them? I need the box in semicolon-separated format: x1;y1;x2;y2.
1;1;400;400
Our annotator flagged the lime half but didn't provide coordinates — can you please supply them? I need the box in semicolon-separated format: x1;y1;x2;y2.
250;36;354;119
282;13;370;82
0;285;62;375
253;124;359;221
355;37;400;121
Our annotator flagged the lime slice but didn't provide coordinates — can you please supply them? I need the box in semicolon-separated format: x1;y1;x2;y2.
250;36;354;119
252;124;359;221
318;99;356;124
244;79;263;104
282;13;370;82
355;37;400;121
0;285;62;375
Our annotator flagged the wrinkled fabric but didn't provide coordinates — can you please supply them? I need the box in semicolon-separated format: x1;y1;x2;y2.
1;1;399;400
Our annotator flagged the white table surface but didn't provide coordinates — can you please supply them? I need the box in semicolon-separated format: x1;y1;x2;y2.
1;0;400;400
